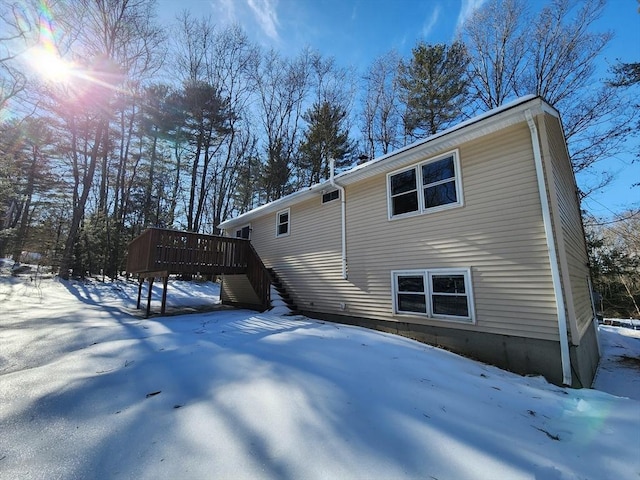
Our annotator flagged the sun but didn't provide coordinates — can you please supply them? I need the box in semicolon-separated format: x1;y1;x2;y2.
27;46;74;84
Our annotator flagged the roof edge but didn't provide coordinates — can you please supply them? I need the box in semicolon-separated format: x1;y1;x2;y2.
219;96;556;230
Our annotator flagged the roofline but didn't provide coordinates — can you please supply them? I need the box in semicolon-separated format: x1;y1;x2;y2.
218;96;558;230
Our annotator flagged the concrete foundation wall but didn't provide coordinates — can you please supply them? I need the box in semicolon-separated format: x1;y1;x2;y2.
569;320;601;388
302;310;569;386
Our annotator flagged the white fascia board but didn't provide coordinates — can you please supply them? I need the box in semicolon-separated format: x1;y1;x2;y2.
218;96;557;231
218;183;326;230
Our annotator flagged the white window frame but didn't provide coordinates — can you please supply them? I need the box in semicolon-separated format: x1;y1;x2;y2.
276;208;290;238
386;150;463;220
391;267;475;324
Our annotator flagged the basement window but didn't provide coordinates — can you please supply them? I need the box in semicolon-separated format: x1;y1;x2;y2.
392;268;475;323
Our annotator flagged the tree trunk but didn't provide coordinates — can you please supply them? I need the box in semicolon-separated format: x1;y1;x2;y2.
58;120;106;280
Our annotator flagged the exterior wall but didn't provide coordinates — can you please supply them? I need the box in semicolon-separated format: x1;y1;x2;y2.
538;113;599;387
302;309;566;386
221;274;262;309
249;122;561;343
569;319;600;387
539;114;595;340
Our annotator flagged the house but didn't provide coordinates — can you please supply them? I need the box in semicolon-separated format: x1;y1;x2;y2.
217;96;600;388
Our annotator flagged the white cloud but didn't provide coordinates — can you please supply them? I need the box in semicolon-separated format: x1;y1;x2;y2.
455;0;486;32
247;0;280;42
214;0;237;24
422;5;441;39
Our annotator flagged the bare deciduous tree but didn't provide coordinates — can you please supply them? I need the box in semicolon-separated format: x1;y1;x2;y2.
48;0;164;279
360;50;403;159
461;0;528;110
252;48;312;201
460;0;636;196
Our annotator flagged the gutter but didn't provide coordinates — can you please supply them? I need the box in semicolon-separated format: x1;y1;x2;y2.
219;97;559;231
330;159;348;279
525;109;572;386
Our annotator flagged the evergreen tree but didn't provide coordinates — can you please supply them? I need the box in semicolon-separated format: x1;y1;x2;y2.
397;42;470;139
586;211;640;318
0;119;57;262
610;62;640;87
298;101;355;186
179;80;233;232
262;138;292;201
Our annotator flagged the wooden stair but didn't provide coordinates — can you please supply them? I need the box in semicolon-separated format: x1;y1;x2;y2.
126;228;270;316
267;268;300;315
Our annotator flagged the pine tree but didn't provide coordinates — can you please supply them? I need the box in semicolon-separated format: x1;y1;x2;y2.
298;101;355;186
397;42;470;139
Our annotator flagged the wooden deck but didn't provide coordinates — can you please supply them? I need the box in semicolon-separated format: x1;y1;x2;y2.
126;228;270;316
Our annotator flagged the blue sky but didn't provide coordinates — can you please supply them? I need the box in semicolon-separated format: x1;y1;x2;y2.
157;0;639;218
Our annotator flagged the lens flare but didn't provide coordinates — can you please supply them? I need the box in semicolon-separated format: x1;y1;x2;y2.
26;0;74;84
27;46;74;83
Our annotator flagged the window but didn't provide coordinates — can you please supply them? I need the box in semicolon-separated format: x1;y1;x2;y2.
387;151;462;219
392;268;474;323
395;273;427;313
429;272;469;318
322;189;340;203
276;208;290;237
235;225;251;239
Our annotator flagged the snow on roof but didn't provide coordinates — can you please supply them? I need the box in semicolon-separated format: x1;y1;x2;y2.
219;95;557;230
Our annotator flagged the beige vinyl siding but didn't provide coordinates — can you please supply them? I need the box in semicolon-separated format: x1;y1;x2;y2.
249;194;345;313
540;114;594;342
344;124;558;340
221;274;261;307
248;122;560;341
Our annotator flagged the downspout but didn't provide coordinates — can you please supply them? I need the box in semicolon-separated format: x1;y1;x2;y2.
525;109;572;386
330;159;348;279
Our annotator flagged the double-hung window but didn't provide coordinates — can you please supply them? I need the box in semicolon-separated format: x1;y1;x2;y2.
392;268;474;323
387;151;462;219
276;208;290;237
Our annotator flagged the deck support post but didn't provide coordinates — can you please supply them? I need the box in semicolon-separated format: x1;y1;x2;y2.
161;275;169;314
126;228;270;314
146;277;154;318
137;277;144;309
134;270;169;318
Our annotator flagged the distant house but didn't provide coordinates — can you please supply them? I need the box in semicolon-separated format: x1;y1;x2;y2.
218;96;600;388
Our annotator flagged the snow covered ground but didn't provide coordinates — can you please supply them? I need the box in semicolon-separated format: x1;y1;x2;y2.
1;263;639;480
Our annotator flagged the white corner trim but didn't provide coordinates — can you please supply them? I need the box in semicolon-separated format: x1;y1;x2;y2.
526;109;572;386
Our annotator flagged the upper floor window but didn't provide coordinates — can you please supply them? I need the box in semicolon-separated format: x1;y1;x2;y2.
322;189;340;203
276;208;290;237
387;151;462;219
235;225;251;239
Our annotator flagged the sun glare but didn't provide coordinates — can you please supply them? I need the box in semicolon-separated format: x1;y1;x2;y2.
28;46;74;83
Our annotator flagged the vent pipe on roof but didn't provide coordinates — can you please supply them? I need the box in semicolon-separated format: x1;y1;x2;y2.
330;159;348;280
525;109;572;386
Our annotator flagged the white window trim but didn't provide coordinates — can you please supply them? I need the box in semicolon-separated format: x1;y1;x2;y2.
391;267;475;324
276;208;290;238
386;149;464;220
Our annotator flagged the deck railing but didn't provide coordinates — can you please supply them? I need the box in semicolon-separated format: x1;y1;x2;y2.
126;228;270;309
